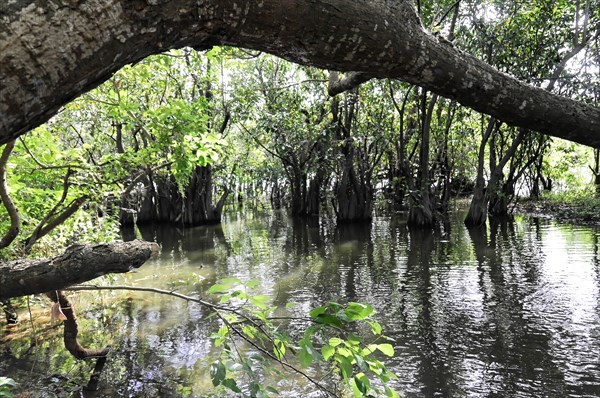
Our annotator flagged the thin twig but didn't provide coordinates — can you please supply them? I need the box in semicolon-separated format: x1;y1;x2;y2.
27;296;39;374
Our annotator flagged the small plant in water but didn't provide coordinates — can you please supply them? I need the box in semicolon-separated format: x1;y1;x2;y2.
205;278;399;398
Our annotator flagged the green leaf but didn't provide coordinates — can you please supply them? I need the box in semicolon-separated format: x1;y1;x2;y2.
344;302;374;321
347;333;361;346
247;280;261;288
377;344;395;357
352;373;369;397
222;378;241;393
299;340;317;367
209;361;226;387
365;344;377;355
274;338;286;360
322;344;335;361
208;283;232;294
352;377;363;398
329;337;343;347
249;295;270;309
313;313;344;328
336;354;353;383
309;305;327;318
354;353;369;372
356;372;370;391
337;346;353;358
214;325;229;346
385;385;400;398
300;348;312;367
369;321;382;335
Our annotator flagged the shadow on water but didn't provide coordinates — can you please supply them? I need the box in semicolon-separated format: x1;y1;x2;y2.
2;209;600;397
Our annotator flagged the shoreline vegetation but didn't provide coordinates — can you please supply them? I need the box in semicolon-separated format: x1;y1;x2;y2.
516;190;600;224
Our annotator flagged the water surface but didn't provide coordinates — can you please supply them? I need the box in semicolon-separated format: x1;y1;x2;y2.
2;209;600;397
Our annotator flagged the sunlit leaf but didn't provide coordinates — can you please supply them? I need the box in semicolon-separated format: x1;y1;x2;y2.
249;295;270;309
208;283;232;294
322;344;335;361
344;302;374;321
309;305;327;318
385;385;400;398
377;344;394;357
369;321;382;335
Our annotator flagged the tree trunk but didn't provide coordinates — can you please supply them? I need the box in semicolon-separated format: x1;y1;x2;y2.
486;131;526;217
289;167;308;217
0;240;159;299
0;140;20;249
465;117;496;226
332;92;374;223
306;175;321;216
408;90;436;228
336;161;373;223
1;1;600;147
593;149;600;198
126;166;228;226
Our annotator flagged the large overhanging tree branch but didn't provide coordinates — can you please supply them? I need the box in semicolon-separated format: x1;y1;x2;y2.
1;0;599;147
0;240;160;299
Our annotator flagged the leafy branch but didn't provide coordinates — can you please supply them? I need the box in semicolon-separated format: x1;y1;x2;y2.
65;280;399;398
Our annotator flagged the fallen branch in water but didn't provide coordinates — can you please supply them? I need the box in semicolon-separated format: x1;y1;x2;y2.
0;240;160;299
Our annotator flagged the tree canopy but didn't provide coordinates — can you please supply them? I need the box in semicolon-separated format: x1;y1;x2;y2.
1;0;600;146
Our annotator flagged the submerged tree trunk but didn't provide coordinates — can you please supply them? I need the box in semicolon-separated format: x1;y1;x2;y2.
306;175;322;217
0;240;159;299
2;1;600;147
465;119;525;226
124;166;229;226
332;93;374;223
408;90;436;228
387;84;416;209
336;159;374;223
465;118;497;226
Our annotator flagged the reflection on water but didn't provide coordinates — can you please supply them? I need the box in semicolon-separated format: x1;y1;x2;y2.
2;209;600;397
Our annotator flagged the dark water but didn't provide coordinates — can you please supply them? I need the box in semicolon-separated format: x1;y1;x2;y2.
2;208;600;397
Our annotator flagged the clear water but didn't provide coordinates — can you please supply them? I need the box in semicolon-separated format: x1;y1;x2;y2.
2;208;600;397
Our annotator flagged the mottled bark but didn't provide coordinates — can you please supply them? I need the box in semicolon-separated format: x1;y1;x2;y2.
328;72;373;96
0;240;160;299
1;1;600;147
